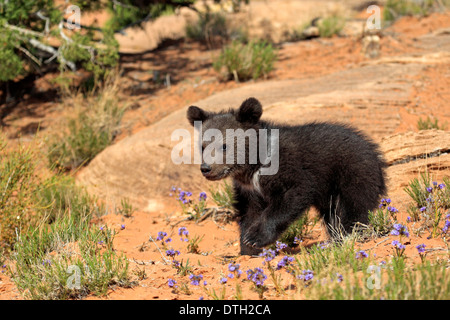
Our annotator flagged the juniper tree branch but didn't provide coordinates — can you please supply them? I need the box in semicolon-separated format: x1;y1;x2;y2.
27;38;76;71
3;22;45;38
16;46;42;67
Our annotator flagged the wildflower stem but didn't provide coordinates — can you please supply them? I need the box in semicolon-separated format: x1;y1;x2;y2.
149;235;170;264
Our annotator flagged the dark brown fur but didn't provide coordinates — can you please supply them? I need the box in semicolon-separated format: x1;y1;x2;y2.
187;98;386;255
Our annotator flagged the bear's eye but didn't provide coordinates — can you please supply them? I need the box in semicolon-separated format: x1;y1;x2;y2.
222;144;227;151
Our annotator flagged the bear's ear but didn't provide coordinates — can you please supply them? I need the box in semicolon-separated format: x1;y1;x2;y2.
236;97;262;124
187;106;209;126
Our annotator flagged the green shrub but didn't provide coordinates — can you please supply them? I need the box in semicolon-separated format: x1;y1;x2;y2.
47;112;114;170
186;11;228;42
35;174;106;224
318;15;346;38
405;172;450;237
417;116;448;131
47;77;126;170
0;46;23;83
213;40;277;82
10;216;133;299
383;0;436;22
116;198;135;218
278;211;318;247
368;207;394;236
0;134;38;250
405;171;433;215
0;0;119;84
367;198;398;237
209;180;235;210
0;132;107;251
309;258;450;300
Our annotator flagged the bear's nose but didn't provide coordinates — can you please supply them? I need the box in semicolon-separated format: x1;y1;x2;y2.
200;163;211;175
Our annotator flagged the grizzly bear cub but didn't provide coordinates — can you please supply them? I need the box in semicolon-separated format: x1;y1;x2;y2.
187;97;386;255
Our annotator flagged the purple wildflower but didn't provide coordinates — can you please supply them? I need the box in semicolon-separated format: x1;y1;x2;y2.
178;227;189;242
442;220;450;234
228;262;243;278
42;259;51;266
166;249;180;258
259;248;276;263
246;268;267;287
379;198;392;208
355;250;368;259
298;269;314;282
275;241;288;252
391;240;405;250
416;244;426;253
387;206;399;214
156;231;167;241
391;223;410;237
168;279;177;288
177;190;192;205
199;192;207;201
189;273;203;286
276;256;295;270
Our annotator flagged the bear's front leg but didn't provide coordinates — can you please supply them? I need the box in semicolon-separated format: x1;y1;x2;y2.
240;190;310;253
237;206;267;255
240;234;263;256
241;215;277;250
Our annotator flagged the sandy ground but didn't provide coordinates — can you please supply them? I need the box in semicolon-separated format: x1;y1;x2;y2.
1;4;450;300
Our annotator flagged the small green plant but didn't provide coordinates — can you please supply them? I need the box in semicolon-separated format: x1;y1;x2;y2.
209;180;235;210
213;40;277;82
171;187;208;220
186;11;228;45
405;171;436;223
179;226;204;254
47;75;126;171
203;279;227;300
246;267;267;299
318;15;346;38
260;248;285;295
390;223;409;258
278;211;317;246
405;173;450;237
35;174;105;224
0;133;39;251
417;116;448;131
419;181;449;237
10;216;133;299
117;198;135;218
367;198;398;237
383;0;437;22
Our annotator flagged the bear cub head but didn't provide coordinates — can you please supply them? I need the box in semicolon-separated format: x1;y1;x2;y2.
187;97;264;182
